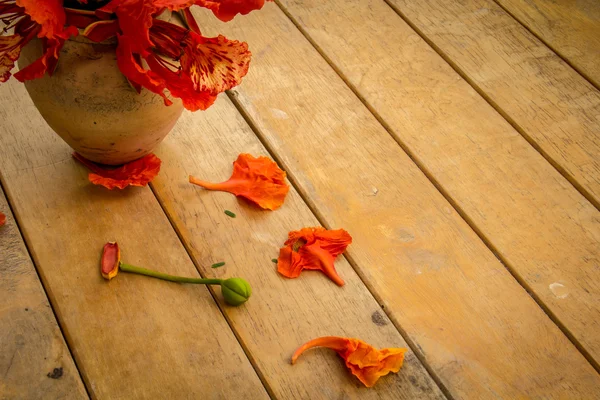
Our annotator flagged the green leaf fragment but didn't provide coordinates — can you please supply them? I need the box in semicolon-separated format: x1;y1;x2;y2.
224;210;236;218
271;259;278;263
212;262;226;268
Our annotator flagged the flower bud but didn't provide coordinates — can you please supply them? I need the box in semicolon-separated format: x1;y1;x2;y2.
220;278;252;306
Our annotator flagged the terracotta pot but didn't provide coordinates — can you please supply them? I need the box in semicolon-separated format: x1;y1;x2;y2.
18;35;183;165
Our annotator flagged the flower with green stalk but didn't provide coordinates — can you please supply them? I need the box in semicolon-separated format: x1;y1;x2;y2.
101;242;251;306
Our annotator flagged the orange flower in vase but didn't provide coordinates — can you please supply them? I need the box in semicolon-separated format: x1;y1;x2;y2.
1;0;272;165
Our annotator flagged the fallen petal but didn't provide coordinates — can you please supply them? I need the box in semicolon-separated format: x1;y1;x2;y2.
277;227;351;286
189;153;289;210
73;152;162;190
292;336;406;387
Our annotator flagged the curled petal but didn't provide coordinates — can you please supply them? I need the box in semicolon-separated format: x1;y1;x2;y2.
277;227;351;286
0;211;6;226
101;242;120;280
189;153;289;210
83;20;120;42
73;152;162;190
292;336;407;388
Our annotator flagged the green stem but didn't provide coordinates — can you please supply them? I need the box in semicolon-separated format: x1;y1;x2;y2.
119;263;222;285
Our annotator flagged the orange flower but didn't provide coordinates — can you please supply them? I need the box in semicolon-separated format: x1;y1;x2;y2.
0;211;6;226
101;241;120;280
72;152;162;190
277;227;351;286
189;153;289;210
292;336;407;388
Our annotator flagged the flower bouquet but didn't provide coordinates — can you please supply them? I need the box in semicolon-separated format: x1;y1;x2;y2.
0;0;269;164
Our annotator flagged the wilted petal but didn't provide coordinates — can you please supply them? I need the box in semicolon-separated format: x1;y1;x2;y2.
189;153;289;210
277;227;352;286
73;152;162;190
0;35;24;82
292;336;406;388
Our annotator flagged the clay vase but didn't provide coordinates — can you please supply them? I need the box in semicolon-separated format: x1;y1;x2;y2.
18;35;183;165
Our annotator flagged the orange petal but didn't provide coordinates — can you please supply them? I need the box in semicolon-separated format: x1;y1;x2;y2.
101;242;120;280
189;153;289;210
73;152;162;190
277;227;351;286
0;211;6;226
292;336;407;388
291;336;350;364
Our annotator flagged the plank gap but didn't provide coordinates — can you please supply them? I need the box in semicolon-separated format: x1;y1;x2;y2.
491;0;600;91
378;0;599;211
148;184;277;400
273;0;600;375
225;90;453;400
0;176;92;399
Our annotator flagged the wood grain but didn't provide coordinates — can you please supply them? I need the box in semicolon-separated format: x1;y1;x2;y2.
151;99;445;399
0;81;268;400
387;0;600;209
191;4;600;399
0;186;87;400
276;0;600;365
494;0;600;88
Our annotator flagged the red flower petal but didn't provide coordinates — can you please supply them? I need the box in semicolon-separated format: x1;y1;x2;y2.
0;211;6;226
180;33;251;96
16;0;68;39
97;0;156;56
14;32;77;81
189;153;289;210
194;0;272;22
115;34;172;106
73;152;162;190
292;336;407;388
277;227;352;286
83;20;120;42
148;21;250;110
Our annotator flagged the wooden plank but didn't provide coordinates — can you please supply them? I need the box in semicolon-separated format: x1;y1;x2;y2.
276;0;600;365
494;0;600;88
387;0;600;209
0;81;268;399
151;100;445;399
191;4;600;399
0;186;87;400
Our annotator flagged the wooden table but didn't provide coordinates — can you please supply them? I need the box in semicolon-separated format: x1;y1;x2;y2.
1;1;599;398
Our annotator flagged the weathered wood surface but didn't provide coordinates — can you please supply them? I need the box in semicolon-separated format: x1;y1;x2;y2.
276;0;600;367
495;0;600;88
386;0;600;209
151;99;445;399
191;3;600;399
0;81;268;400
0;185;87;400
